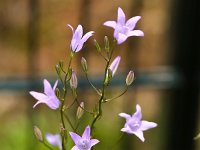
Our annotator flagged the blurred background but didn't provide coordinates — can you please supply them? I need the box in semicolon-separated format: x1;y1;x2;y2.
0;0;199;150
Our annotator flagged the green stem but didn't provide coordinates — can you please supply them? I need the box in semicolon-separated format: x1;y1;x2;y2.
91;40;116;135
42;141;54;150
64;113;76;131
85;73;102;96
60;51;74;150
104;85;128;102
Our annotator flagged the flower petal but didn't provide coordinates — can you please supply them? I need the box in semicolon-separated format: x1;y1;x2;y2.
109;56;121;76
103;21;117;29
75;25;83;40
121;127;133;134
117;33;128;44
81;31;94;43
90;139;100;147
132;104;142;121
44;79;53;95
69;132;82;145
71;145;79;150
117;7;126;25
67;24;74;33
53;80;58;91
133;130;145;142
82;126;90;140
46;133;62;149
46;96;60;110
71;25;83;51
119;113;131;120
128;30;144;37
29;91;48;102
140;121;157;131
126;16;141;30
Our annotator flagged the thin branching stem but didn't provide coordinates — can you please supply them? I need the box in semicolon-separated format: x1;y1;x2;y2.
42;141;54;150
104;85;128;102
91;39;116;135
64;113;76;131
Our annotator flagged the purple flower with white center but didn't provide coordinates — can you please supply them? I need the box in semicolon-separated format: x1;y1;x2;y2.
69;125;99;150
46;133;62;150
29;79;60;110
104;7;144;44
119;104;157;142
109;56;121;76
68;24;94;52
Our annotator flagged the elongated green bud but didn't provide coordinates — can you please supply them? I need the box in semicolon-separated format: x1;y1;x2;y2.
81;57;88;72
70;70;78;89
126;70;134;86
94;39;101;52
104;36;109;52
34;126;43;142
105;68;112;85
76;102;84;119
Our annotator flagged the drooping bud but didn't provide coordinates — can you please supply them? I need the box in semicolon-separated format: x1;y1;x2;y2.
94;39;101;52
34;126;43;142
70;70;78;89
76;102;84;119
109;56;121;77
81;57;88;72
126;70;134;86
104;36;110;52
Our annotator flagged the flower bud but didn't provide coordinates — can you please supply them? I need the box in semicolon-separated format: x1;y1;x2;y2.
70;70;78;89
105;68;112;85
94;39;101;52
81;57;88;72
109;56;121;77
104;36;109;52
34;126;43;142
126;70;134;86
76;102;84;119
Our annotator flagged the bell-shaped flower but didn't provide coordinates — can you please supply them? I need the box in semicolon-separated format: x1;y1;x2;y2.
69;125;99;150
104;7;144;44
68;24;94;52
109;56;121;77
119;104;157;142
29;79;60;110
46;133;62;150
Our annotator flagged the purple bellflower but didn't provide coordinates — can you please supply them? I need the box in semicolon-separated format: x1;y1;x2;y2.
109;56;121;76
104;7;144;44
69;126;99;150
68;24;94;52
46;133;62;150
29;79;60;110
119;104;157;142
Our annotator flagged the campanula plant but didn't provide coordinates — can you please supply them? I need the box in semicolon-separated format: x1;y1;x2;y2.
30;7;157;150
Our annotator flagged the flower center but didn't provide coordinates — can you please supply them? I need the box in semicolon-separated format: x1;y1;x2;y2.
117;25;129;35
127;119;141;131
78;139;90;150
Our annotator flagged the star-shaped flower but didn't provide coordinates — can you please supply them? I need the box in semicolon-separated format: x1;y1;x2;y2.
119;104;157;142
104;7;144;44
46;133;62;150
68;24;94;52
69;126;99;150
29;79;60;110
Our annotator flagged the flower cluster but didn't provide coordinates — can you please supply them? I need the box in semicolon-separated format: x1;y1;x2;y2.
30;7;157;150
